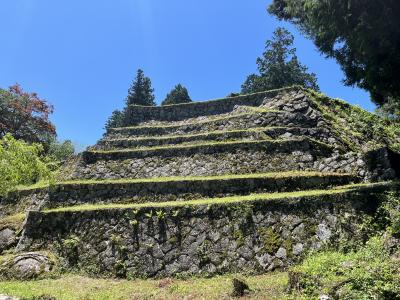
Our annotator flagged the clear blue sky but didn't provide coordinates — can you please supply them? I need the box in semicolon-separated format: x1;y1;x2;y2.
0;0;372;149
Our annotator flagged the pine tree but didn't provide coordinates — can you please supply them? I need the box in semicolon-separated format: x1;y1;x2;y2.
241;27;319;94
126;69;156;106
161;84;192;106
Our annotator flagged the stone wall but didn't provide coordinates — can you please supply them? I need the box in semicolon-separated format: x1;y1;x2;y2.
3;174;355;210
83;138;332;163
124;88;295;125
97;127;332;151
17;184;395;278
73;141;332;180
108;110;317;139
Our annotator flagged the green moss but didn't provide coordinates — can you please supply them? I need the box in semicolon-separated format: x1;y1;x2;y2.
43;182;396;214
197;240;212;268
62;236;80;251
12;170;353;193
282;238;293;258
0;213;25;231
112;108;278;131
106;126;288;142
259;227;281;255
56;236;80;267
233;229;245;247
0;252;58;280
305;89;400;152
110;234;122;245
303;219;318;236
88;137;318;155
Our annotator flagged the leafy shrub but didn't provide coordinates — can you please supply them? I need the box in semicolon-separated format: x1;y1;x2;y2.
0;134;52;196
47;138;75;163
289;236;400;299
380;191;400;236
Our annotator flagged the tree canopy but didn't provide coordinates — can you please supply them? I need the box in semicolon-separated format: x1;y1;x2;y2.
241;27;319;94
268;0;400;108
126;69;156;106
104;109;125;131
161;84;192;106
0;84;56;145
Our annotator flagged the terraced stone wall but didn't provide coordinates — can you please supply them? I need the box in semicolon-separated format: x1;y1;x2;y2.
111;110;316;139
74;140;332;180
17;185;391;278
124;89;287;125
2;174;355;210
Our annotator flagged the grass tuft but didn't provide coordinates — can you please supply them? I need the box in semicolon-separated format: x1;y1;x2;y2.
43;182;394;214
12;171;353;193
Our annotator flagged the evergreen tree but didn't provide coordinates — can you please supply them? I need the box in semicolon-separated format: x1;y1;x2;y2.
161;84;192;106
126;69;155;106
241;27;319;94
104;109;125;131
268;0;400;107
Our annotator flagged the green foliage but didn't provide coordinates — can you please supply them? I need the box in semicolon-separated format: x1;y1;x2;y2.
126;69;155;106
376;97;400;121
378;191;400;236
268;0;400;108
161;84;192;106
241;27;319;94
290;236;400;299
0;134;52;196
47;138;75;162
62;236;80;252
156;210;166;220
258;227;281;254
104;109;125;131
104;69;155;130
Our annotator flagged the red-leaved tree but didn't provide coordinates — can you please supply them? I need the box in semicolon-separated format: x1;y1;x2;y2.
0;84;56;144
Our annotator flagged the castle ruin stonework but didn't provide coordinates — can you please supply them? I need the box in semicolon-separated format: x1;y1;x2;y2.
0;86;399;279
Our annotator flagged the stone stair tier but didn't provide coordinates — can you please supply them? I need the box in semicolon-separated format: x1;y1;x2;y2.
74;138;335;180
96;127;329;151
8;172;357;210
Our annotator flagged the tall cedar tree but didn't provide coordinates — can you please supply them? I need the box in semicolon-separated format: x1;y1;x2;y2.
126;69;156;106
0;84;56;145
242;27;318;94
104;69;155;131
268;0;400;108
161;84;192;106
